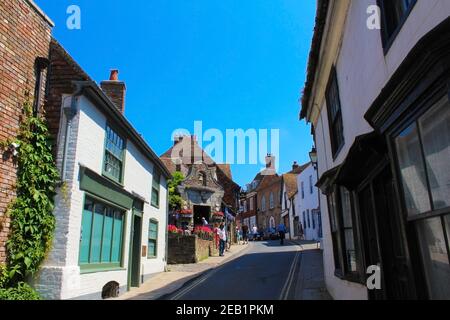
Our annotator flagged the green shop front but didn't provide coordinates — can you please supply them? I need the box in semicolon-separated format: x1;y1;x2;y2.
78;166;145;293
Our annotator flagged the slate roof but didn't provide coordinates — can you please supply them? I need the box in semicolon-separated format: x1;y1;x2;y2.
300;0;330;120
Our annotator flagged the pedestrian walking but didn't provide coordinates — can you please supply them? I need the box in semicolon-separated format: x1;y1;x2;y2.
242;225;249;244
217;223;227;256
278;223;287;245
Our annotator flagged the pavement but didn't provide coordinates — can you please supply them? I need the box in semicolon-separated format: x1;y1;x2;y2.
115;242;250;300
118;239;332;300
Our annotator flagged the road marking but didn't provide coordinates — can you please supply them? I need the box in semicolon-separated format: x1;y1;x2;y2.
170;244;252;300
279;247;301;300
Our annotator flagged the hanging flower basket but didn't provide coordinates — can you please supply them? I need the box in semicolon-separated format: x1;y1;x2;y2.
178;209;193;218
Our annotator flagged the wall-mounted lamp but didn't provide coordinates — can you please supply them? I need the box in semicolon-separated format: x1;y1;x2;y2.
309;146;318;169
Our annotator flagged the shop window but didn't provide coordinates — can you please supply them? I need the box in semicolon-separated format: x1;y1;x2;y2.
394;95;450;299
79;197;124;270
327;186;359;278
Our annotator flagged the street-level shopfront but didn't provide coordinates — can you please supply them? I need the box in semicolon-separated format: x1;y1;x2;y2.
78;166;149;293
318;18;450;300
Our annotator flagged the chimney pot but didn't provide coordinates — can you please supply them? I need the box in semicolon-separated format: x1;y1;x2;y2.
101;69;126;114
110;69;119;81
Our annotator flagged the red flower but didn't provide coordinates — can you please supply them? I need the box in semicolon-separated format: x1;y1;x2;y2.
213;212;224;217
168;224;180;233
179;209;193;215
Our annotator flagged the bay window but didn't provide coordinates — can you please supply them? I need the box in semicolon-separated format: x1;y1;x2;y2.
394;95;450;299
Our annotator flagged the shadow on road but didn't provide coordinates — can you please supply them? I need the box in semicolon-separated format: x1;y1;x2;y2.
156;250;302;300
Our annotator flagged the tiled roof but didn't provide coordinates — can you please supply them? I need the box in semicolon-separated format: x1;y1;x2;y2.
300;0;330;120
282;173;298;199
160;136;237;186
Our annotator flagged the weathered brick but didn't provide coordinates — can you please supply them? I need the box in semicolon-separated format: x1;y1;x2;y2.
0;0;53;263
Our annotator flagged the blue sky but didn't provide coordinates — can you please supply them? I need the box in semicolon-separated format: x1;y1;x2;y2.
36;0;315;186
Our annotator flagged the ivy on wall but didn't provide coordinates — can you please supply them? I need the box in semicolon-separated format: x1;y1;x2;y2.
0;97;59;299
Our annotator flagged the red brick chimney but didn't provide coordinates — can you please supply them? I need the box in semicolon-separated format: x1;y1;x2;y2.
101;69;126;113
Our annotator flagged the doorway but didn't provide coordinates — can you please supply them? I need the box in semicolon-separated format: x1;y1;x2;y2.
128;211;142;289
194;205;211;226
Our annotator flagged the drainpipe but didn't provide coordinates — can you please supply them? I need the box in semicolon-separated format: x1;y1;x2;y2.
61;83;83;182
164;181;169;271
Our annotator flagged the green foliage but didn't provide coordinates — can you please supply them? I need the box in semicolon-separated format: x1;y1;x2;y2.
168;171;184;211
0;98;59;295
0;282;41;300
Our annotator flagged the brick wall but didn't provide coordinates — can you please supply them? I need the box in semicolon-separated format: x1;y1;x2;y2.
0;0;53;264
46;38;91;155
256;176;282;230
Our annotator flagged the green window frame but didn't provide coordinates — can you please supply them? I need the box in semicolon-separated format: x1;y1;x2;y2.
148;220;158;258
103;125;125;183
151;171;161;208
79;196;125;272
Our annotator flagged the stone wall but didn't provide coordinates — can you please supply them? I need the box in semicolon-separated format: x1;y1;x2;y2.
168;234;217;264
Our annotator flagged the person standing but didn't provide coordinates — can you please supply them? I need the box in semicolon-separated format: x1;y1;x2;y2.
217;223;227;256
252;225;258;241
278;223;287;245
236;226;242;245
201;217;209;227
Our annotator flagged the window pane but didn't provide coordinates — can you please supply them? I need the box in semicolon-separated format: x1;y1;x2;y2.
328;192;339;232
395;123;431;216
418;97;450;210
151;188;159;207
91;203;105;263
148;240;156;257
416;217;450;299
340;187;353;228
79;199;93;264
345;229;357;272
111;211;123;263
101;208;114;262
149;221;158;240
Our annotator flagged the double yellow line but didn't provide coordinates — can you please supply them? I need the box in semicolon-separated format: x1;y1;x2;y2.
279;249;301;300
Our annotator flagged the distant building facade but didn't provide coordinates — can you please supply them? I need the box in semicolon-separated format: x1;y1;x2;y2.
296;162;320;241
160;136;240;227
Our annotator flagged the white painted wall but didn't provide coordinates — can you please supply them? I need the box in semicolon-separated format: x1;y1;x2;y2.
36;95;167;299
311;0;450;300
295;164;319;241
